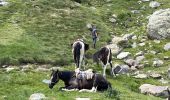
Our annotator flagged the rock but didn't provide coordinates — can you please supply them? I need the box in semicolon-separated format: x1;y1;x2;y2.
112;64;130;75
164;56;170;60
117;52;131;59
159;78;169;84
135;56;145;63
112;14;117;18
168;68;170;79
132;35;137;40
164;43;170;51
139;84;170;98
21;65;34;71
153;40;160;44
5;67;15;72
149;72;162;79
0;0;8;6
147;9;170;39
132;42;137;48
123;33;135;40
134;74;148;79
149;1;160;8
86;23;92;29
111;36;126;45
124;59;138;67
106;44;121;54
109;18;116;23
153;59;164;67
135;51;144;56
138;42;145;46
29;93;46;100
131;10;140;14
150;50;157;54
76;98;90;100
42;79;51;84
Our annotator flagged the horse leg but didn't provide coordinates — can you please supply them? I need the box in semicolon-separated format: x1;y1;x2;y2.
103;65;107;78
62;85;78;91
109;62;113;75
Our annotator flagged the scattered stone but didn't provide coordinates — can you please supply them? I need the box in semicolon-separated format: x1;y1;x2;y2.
21;64;34;71
135;51;144;56
0;0;8;6
76;98;90;100
164;43;170;51
159;78;169;84
132;35;137;40
112;64;130;75
117;52;131;59
109;18;116;23
138;42;145;46
149;1;160;8
153;40;160;44
106;44;121;54
124;59;138;67
86;23;92;29
134;74;148;79
168;68;170;79
111;36;127;45
123;33;135;40
164;56;170;60
42;79;51;84
147;9;170;39
153;59;164;67
131;10;140;14
139;84;170;98
5;67;15;72
29;93;46;100
132;42;137;48
136;56;145;63
112;14;117;18
149;72;162;79
150;50;157;54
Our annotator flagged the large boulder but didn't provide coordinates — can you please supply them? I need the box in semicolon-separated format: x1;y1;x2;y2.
139;84;170;98
112;64;130;75
147;9;170;39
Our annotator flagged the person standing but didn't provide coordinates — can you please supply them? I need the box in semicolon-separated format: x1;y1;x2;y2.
90;25;98;48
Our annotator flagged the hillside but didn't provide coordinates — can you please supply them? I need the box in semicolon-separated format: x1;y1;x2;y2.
0;0;170;100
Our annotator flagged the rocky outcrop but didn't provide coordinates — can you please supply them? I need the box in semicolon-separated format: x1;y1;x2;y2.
139;84;170;98
147;9;170;39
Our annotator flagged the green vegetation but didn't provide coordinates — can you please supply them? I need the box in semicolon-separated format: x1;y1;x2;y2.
0;0;170;100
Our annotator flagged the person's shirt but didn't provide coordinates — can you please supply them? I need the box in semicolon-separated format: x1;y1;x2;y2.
91;28;97;38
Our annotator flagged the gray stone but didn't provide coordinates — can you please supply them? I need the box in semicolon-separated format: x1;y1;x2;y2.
134;74;148;79
109;18;116;23
86;23;92;29
123;33;135;40
124;59;138;67
153;59;164;67
42;79;51;84
0;0;8;6
106;44;121;54
29;93;46;100
149;72;162;79
131;10;140;14
117;52;131;59
159;78;169;84
138;42;145;46
149;1;160;8
164;43;170;51
153;40;161;44
164;56;170;60
132;42;137;48
135;51;144;56
136;56;145;63
147;9;170;39
112;64;130;75
139;84;170;98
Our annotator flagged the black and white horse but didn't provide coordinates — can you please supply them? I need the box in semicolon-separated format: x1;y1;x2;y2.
49;69;111;92
93;46;113;77
71;39;89;69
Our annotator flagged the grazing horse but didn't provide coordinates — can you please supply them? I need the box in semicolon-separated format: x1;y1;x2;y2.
49;69;111;92
93;46;113;77
71;39;89;69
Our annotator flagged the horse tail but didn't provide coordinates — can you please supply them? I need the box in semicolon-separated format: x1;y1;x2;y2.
74;42;81;68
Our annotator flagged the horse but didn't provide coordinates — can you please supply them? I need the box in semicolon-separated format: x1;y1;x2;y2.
71;39;89;70
49;69;111;92
93;46;113;77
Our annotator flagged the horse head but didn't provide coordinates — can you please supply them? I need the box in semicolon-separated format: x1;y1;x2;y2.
49;69;60;89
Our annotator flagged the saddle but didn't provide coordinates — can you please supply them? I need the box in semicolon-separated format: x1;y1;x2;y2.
75;68;94;80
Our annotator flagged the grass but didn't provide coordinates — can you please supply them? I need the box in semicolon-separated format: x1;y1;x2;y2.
0;68;165;100
0;0;170;100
